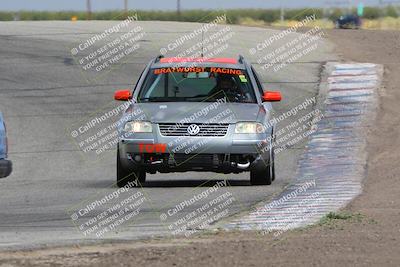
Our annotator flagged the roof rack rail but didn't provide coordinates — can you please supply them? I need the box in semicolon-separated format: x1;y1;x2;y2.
238;55;244;64
155;55;164;62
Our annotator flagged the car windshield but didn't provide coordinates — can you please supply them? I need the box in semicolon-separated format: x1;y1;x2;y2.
138;67;257;103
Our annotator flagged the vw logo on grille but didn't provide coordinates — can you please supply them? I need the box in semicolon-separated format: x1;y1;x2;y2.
187;124;200;136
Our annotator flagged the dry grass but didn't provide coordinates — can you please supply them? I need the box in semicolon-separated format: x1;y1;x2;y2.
240;17;400;30
363;17;400;29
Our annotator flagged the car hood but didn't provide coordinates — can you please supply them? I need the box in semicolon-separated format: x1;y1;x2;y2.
129;102;264;124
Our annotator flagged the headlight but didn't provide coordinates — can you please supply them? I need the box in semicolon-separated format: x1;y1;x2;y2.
235;122;265;134
124;121;152;133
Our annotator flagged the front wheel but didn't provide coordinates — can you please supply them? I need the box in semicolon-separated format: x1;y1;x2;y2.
250;160;272;186
117;148;146;188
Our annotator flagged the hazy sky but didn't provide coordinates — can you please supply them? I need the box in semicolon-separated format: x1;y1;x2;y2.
0;0;382;11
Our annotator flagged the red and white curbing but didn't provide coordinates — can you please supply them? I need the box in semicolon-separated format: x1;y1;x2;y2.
226;62;382;232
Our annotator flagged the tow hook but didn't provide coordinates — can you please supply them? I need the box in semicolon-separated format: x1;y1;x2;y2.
233;161;251;169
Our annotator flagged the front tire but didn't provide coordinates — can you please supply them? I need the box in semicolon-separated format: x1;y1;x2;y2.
250;160;272;186
117;147;146;188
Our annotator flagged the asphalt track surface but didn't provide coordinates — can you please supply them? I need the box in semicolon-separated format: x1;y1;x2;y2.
0;21;337;250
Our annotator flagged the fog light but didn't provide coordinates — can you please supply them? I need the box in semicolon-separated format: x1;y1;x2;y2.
134;155;141;162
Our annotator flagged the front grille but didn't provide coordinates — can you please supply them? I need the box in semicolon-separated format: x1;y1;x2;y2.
158;123;229;137
170;154;216;165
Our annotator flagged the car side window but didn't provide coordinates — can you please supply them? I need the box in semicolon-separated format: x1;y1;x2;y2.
251;67;264;96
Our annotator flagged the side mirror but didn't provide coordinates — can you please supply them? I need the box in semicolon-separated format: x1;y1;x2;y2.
262;91;282;102
114;90;132;101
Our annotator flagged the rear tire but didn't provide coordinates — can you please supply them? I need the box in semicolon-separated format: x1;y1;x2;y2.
271;147;276;182
117;147;146;188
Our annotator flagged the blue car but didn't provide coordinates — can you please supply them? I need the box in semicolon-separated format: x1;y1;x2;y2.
0;112;12;178
335;14;362;29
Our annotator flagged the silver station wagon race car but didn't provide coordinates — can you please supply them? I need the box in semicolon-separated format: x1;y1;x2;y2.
114;56;281;187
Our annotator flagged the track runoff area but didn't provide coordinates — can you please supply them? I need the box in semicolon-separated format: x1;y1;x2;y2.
0;15;382;249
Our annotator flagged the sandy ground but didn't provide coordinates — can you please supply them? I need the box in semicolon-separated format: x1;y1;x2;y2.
0;29;399;267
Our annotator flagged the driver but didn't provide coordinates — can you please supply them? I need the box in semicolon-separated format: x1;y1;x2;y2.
209;74;243;101
218;75;235;91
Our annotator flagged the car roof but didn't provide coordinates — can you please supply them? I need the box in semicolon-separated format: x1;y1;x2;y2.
151;57;246;70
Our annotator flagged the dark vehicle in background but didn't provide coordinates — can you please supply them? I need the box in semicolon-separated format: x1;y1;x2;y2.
335;14;362;29
0;113;12;178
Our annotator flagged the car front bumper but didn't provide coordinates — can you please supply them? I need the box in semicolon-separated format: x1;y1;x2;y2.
120;124;270;153
118;124;271;172
0;159;12;178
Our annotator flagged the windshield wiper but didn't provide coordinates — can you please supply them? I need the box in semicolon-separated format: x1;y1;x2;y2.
139;95;210;102
139;97;175;102
183;94;209;100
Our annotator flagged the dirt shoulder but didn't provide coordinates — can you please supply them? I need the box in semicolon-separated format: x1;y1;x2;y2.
1;29;399;267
